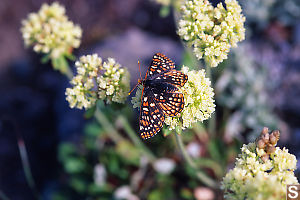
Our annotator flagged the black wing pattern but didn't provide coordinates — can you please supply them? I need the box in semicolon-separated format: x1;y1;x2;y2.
147;53;175;77
153;87;185;117
154;69;188;87
139;89;165;140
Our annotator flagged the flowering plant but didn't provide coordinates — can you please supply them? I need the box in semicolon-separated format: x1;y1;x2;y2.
21;2;82;77
65;54;130;109
18;1;297;200
222;127;298;200
178;0;246;67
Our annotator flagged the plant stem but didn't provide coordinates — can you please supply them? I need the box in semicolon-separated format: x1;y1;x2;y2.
0;190;10;200
94;107;123;143
175;131;218;189
118;115;156;162
205;65;216;137
65;65;73;80
17;138;41;200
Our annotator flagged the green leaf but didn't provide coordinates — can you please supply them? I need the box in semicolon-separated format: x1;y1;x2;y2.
87;183;113;196
207;138;227;167
149;188;174;200
84;122;102;137
41;54;50;64
159;6;170;18
65;158;86;174
194;157;223;178
149;190;163;200
64;53;76;61
58;143;76;162
51;193;67;200
70;177;86;193
116;141;140;166
106;153;120;174
163;127;173;137
180;188;193;200
182;50;199;70
84;105;96;119
207;139;221;161
51;56;70;75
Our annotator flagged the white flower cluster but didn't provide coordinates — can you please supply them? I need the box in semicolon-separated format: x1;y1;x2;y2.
21;2;82;59
178;0;246;67
98;58;130;104
222;132;298;200
66;54;130;109
165;67;215;130
65;54;101;109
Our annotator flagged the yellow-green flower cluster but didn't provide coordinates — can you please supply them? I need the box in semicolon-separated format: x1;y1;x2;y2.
21;2;82;59
66;54;130;109
178;0;246;67
65;54;101;109
97;58;130;104
221;129;298;200
165;67;215;129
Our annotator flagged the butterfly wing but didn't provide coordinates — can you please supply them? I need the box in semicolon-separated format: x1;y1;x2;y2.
153;87;185;117
139;88;165;140
147;53;175;77
154;69;188;87
139;53;188;139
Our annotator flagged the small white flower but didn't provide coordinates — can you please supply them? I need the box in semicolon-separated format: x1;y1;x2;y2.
153;158;176;175
114;186;139;200
194;187;215;200
94;164;106;187
97;58;130;104
186;142;202;158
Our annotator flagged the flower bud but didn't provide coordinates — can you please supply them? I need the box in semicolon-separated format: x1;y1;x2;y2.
261;127;269;135
256;139;266;149
261;154;269;162
266;145;276;154
271;130;280;140
261;133;269;144
269;134;277;145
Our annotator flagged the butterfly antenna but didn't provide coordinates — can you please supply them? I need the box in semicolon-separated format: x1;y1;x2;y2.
128;60;143;96
128;83;139;96
138;60;142;80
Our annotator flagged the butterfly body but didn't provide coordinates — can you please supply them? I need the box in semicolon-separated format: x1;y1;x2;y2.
138;53;188;140
143;79;176;94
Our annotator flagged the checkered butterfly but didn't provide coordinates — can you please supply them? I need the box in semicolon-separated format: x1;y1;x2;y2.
137;53;188;139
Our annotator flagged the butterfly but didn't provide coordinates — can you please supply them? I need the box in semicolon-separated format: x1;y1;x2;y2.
132;53;188;140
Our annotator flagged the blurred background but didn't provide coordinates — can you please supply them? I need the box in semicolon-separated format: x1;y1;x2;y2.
0;0;300;199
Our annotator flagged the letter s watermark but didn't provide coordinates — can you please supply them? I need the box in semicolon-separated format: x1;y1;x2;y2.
287;185;300;200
